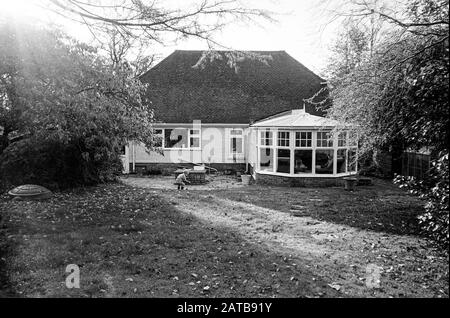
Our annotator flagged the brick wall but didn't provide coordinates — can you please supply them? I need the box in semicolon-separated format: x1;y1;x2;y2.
129;162;246;175
255;173;345;187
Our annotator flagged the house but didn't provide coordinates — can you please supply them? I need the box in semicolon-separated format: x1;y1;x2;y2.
122;50;358;186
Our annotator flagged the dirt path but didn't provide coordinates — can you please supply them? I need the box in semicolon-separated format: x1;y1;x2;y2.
123;177;448;297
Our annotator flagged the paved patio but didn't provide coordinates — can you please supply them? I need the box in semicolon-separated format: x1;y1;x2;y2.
121;174;247;190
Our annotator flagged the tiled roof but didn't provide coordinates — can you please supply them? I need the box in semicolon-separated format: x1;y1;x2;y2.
140;50;328;123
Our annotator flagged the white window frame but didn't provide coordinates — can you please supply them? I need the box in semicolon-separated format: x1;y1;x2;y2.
295;131;312;148
229;128;244;157
258;146;275;173
154;129;164;148
277;131;290;148
255;128;358;177
260;130;273;146
316;131;333;148
161;128;201;150
189;129;201;149
338;131;347;147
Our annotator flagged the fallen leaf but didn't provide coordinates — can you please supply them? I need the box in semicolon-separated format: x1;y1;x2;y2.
328;283;341;291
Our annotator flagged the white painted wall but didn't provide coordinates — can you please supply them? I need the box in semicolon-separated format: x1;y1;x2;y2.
128;125;250;165
247;127;257;172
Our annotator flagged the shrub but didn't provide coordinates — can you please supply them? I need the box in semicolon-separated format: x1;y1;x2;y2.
0;134;123;190
394;151;449;250
143;167;163;176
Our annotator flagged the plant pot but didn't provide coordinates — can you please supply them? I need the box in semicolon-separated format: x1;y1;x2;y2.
241;174;252;185
343;177;357;191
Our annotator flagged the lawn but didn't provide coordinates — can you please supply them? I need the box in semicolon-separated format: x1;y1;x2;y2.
0;177;448;298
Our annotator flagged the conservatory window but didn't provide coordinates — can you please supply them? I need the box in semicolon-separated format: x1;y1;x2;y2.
260;130;273;146
315;149;334;174
278;131;290;147
348;148;357;172
295;132;312;148
337;149;347;173
259;148;274;172
338;132;347;147
189;129;200;148
317;131;333;147
294;150;312;174
277;148;291;173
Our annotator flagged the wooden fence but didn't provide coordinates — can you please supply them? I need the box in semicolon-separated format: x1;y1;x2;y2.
401;151;431;179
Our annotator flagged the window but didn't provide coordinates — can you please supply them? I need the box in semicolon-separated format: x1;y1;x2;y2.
295;131;312;148
315;149;334;174
337;149;347;173
317;131;333;147
164;128;188;148
338;132;347;147
278;131;290;147
348;131;358;147
189;129;200;148
348;148;357;172
154;129;163;148
259;148;274;172
260;130;273;146
230;129;243;154
294;150;312;174
277;148;291;173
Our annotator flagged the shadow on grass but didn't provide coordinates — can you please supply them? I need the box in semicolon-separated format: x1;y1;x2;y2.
213;179;424;236
0;183;339;298
0;196;19;297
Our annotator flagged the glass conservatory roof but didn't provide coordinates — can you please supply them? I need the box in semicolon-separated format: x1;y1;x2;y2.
251;108;338;128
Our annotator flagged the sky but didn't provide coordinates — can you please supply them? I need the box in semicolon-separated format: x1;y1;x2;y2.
0;0;350;75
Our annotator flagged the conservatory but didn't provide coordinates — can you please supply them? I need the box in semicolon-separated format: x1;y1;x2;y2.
249;108;358;186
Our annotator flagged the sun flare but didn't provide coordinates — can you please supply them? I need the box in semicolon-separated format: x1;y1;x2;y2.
1;0;38;18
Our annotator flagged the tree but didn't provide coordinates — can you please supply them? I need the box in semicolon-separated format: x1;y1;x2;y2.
43;0;273;47
0;19;157;188
325;19;381;85
324;0;449;248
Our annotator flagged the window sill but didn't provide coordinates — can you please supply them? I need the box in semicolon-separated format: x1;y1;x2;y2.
255;170;357;178
162;148;202;151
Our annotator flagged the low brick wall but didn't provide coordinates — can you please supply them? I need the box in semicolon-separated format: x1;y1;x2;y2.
255;173;346;187
130;162;246;175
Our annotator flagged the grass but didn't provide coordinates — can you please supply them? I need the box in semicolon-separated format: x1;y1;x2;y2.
0;178;448;298
0;183;339;297
213;179;423;236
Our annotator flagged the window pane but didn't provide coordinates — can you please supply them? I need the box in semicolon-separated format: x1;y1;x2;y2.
349;132;358;146
190;137;200;148
315;149;334;174
259;148;273;172
231;137;243;153
230;129;242;135
278;131;290;147
154;129;163;147
164;128;188;148
338;132;347;147
317;132;333;147
294;150;312;174
295;131;312;148
277;149;291;173
260;131;272;146
337;149;347;173
190;129;200;135
348;148;357;172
